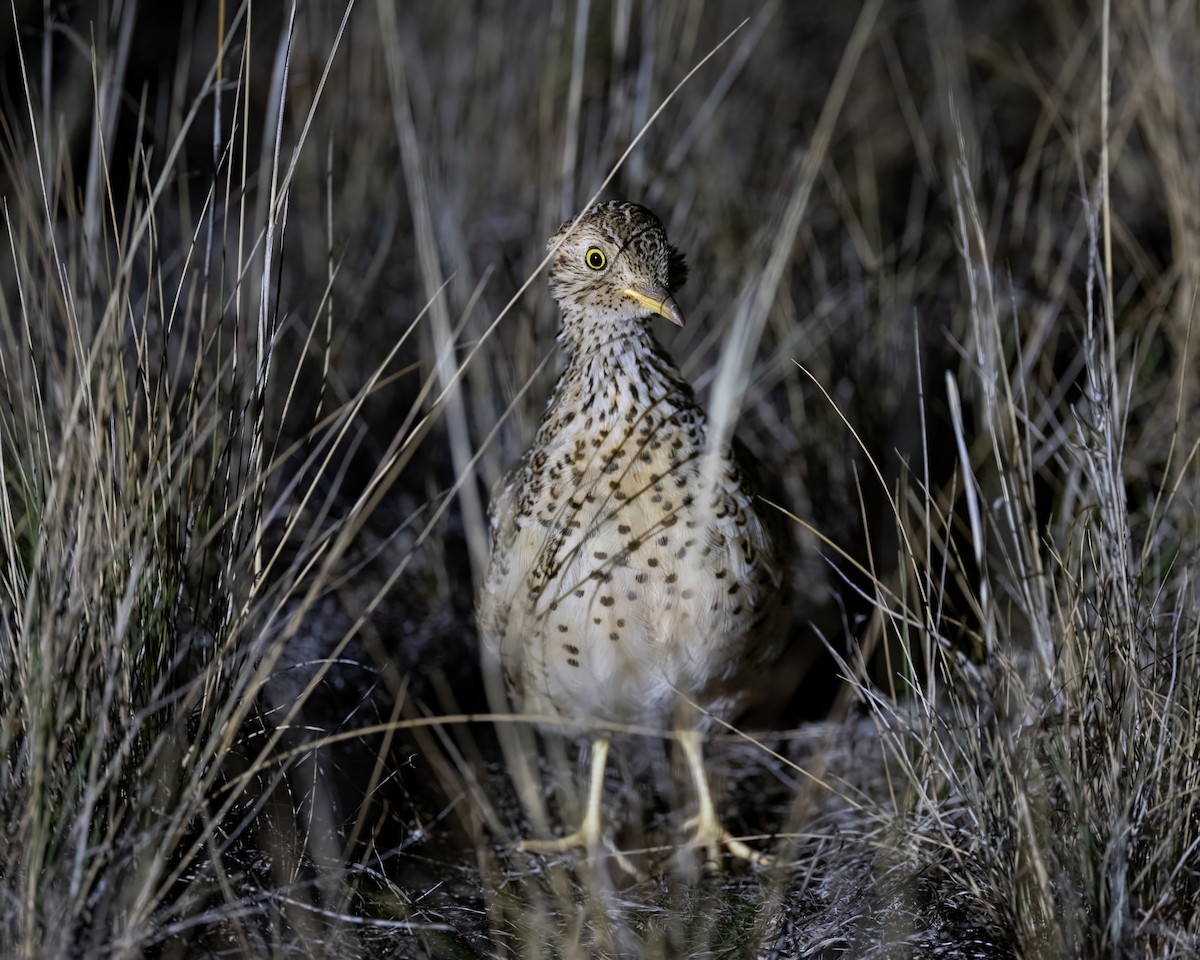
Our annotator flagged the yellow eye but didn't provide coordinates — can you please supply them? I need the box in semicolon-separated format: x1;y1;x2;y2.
585;247;606;270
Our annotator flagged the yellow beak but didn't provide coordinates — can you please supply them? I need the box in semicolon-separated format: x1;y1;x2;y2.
623;285;684;326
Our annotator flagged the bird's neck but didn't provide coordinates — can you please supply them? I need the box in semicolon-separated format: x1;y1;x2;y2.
549;306;690;422
555;304;647;353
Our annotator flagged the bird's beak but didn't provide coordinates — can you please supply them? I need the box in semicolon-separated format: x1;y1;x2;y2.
623;284;684;326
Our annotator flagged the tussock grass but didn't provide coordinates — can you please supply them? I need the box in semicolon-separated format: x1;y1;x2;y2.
1;1;1198;957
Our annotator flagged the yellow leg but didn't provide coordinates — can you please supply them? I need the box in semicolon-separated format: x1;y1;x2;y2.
679;729;771;867
517;738;636;873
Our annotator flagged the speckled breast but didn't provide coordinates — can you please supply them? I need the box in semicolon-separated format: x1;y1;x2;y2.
493;398;786;730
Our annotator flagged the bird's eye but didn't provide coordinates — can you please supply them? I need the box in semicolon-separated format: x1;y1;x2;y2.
585;247;606;270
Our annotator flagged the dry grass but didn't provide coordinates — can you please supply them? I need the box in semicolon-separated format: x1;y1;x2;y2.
1;1;1198;957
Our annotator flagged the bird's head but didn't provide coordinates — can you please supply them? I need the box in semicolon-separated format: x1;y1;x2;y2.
546;200;687;329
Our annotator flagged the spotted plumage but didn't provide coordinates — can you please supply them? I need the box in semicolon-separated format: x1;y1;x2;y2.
478;200;789;865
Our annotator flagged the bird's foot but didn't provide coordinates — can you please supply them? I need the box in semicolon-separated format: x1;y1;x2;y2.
513;738;641;876
517;823;639;876
681;809;772;869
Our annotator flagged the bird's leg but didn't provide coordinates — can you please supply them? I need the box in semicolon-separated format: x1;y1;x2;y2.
679;729;771;867
517;738;637;873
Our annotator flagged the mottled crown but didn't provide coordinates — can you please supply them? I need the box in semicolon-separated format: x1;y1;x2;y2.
546;200;687;322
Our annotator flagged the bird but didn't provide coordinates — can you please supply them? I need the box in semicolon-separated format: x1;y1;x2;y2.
477;199;789;868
